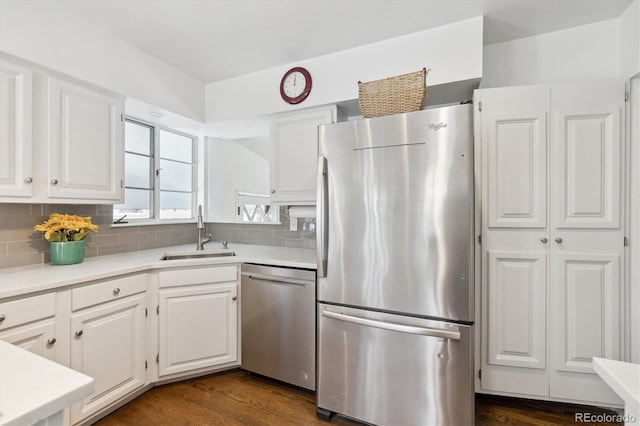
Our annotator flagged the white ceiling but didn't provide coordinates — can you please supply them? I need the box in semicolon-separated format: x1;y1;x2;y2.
38;0;633;84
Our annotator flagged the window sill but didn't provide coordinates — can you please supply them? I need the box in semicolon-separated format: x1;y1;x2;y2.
111;219;196;228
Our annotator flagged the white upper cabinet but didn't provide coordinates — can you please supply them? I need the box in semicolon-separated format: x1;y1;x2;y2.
269;105;338;205
0;58;33;198
477;81;625;406
46;76;123;201
0;54;124;204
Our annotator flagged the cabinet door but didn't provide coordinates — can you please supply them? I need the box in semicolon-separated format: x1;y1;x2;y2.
0;319;57;361
158;283;237;377
270;106;336;204
70;293;146;424
47;76;123;201
478;86;551;396
549;81;625;405
0;58;33;198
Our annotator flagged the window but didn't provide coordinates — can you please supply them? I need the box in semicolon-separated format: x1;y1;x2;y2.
236;192;279;223
114;119;196;222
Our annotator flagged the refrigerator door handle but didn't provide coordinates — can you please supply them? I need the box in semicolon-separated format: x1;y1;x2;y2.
316;156;328;277
322;310;461;340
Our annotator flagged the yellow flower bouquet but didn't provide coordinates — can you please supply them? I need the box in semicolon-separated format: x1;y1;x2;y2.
34;213;99;242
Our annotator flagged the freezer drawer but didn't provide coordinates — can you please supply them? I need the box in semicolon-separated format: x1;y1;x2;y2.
241;264;316;390
317;303;474;426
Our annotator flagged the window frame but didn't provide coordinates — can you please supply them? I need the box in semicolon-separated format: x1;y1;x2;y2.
114;117;197;225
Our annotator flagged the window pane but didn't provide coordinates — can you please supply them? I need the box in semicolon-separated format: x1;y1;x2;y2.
160;191;192;219
113;188;152;220
125;121;152;155
125;153;152;189
159;130;192;163
159;159;192;192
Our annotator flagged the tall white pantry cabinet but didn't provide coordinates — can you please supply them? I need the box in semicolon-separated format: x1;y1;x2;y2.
475;81;626;406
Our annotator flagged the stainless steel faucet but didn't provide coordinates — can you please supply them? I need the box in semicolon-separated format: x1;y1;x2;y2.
196;205;211;250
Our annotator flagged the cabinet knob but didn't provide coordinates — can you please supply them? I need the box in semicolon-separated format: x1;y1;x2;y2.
0;314;5;322
271;189;276;194
555;237;563;243
540;237;548;243
232;296;237;301
51;179;58;185
75;330;83;337
113;288;120;295
47;337;57;345
24;177;33;184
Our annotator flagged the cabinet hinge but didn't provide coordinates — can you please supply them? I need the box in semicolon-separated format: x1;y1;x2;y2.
478;102;482;112
157;305;159;315
120;179;123;188
145;308;148;317
237;206;241;216
156;354;159;363
625;91;629;102
478;235;482;245
478;369;482;380
121;113;124;121
624;237;628;247
145;360;148;369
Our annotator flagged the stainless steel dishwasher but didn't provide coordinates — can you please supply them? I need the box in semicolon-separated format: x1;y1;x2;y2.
241;263;316;391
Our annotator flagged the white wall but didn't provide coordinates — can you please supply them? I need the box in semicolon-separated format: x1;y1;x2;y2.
481;19;620;88
0;1;204;122
205;17;483;124
204;137;270;223
619;0;640;79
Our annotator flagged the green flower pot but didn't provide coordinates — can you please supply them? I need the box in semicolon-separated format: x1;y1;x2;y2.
50;241;86;265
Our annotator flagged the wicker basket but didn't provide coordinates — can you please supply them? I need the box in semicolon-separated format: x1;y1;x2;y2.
358;68;428;118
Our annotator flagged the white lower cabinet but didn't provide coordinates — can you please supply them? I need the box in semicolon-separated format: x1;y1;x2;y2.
69;274;147;424
157;265;239;378
0;293;59;361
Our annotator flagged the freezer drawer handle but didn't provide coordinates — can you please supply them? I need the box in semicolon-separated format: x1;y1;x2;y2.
322;310;461;340
242;272;310;286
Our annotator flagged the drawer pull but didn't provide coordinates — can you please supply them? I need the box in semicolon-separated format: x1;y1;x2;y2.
113;288;121;295
0;314;5;322
555;237;563;243
24;177;33;184
51;179;58;185
232;296;237;301
47;337;57;345
75;330;83;337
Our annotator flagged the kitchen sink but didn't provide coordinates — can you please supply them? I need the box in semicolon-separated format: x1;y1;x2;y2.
160;251;236;261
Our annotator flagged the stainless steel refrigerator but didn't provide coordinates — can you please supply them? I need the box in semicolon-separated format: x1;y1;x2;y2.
316;103;474;426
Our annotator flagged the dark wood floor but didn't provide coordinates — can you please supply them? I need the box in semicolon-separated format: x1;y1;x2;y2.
95;369;622;426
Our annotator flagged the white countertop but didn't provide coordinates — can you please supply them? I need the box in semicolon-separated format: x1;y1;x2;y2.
0;243;316;299
0;340;94;425
593;357;640;416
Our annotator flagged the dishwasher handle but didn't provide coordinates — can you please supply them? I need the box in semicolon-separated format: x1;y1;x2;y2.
242;271;311;287
322;310;461;340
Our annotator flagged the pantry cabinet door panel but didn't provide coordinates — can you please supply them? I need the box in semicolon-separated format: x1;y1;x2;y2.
551;253;620;375
482;87;548;229
47;76;123;201
551;82;623;229
487;251;547;370
0;59;32;198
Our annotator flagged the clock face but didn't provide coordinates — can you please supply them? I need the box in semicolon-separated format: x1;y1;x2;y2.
280;67;312;104
282;71;306;98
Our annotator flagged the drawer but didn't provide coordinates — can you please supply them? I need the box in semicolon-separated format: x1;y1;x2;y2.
159;265;238;288
72;274;147;311
0;293;56;331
